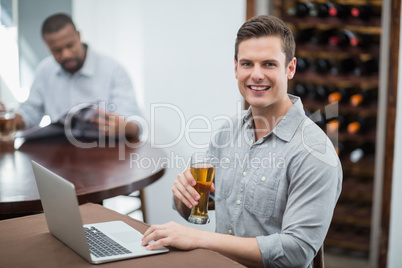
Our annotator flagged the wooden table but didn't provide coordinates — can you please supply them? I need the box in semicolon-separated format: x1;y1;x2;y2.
0;135;166;218
0;203;245;267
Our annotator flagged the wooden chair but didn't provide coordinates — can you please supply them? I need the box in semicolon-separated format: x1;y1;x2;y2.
127;189;148;223
313;245;324;268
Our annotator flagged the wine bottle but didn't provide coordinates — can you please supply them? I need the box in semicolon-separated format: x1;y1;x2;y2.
334;141;344;156
334;140;357;157
349;33;380;48
327;115;350;133
307;84;330;101
331;57;358;75
311;28;337;45
309;2;335;17
306;110;326;128
328;4;351;19
350;4;382;20
328;87;357;104
291;83;310;98
296;57;312;72
349;142;375;163
329;29;358;47
287;1;315;17
347;116;376;135
354;58;379;76
295;27;316;43
311;58;333;74
327;117;342;133
350;88;378;107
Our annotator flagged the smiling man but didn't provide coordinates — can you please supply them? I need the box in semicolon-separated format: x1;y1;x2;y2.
12;13;141;138
234;34;295;139
142;15;342;268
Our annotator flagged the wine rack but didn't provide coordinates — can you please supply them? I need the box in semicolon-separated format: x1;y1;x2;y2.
275;0;383;258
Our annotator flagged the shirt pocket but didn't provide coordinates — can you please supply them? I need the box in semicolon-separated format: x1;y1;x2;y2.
244;175;280;218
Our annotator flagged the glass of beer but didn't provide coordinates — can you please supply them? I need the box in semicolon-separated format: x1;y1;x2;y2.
188;152;216;224
0;109;16;142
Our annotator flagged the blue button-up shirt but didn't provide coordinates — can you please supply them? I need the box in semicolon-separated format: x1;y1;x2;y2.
18;46;141;128
209;95;342;267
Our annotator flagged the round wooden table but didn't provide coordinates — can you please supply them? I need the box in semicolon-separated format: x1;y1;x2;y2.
0;135;166;218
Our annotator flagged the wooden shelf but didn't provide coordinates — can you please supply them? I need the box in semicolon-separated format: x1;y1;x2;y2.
301;99;378;116
325;237;370;251
297;43;380;58
341;179;374;202
342;164;375;177
294;72;379;86
331;213;372;227
279;0;386;260
338;130;377;143
326;222;371;250
284;15;382;29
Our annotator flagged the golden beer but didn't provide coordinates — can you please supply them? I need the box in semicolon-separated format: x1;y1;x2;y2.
188;161;215;224
0;112;16;142
0;118;16;135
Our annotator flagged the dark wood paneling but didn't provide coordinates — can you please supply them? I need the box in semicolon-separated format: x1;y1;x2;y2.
379;0;401;266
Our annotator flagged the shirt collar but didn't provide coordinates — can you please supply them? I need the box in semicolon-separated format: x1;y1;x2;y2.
242;94;306;142
56;44;95;77
242;107;254;128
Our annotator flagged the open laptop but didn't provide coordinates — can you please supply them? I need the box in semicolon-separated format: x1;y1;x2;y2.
31;161;168;264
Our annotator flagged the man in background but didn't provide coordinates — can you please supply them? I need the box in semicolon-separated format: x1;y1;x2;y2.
2;13;141;138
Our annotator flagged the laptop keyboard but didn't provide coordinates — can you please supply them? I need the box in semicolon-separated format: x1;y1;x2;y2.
84;226;132;258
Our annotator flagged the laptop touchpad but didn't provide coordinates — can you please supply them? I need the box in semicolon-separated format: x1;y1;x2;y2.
112;231;142;243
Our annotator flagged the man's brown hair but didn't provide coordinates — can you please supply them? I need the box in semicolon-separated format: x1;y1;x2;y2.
234;15;295;66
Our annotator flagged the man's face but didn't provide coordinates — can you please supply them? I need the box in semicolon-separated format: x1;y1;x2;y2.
43;24;85;74
234;36;295;113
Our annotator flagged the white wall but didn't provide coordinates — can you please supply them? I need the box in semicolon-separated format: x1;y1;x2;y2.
387;3;402;267
73;0;246;231
73;0;144;109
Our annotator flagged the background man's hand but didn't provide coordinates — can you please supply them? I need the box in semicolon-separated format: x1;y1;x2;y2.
0;102;6;112
91;109;139;138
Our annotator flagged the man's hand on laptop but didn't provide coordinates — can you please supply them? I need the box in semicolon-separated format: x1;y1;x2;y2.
141;221;207;251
